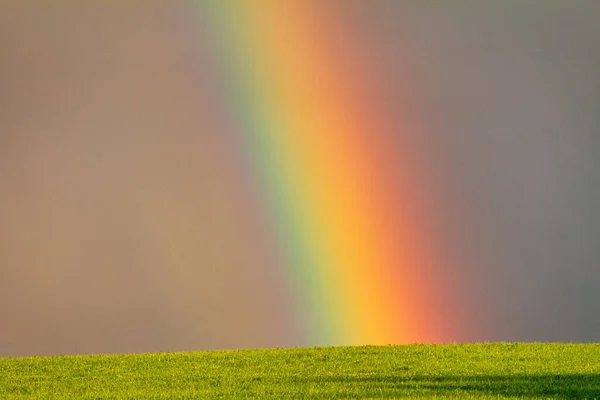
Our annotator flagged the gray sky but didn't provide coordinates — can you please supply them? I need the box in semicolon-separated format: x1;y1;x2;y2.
393;1;600;341
1;1;599;357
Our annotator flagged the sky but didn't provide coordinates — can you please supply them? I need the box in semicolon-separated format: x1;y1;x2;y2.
1;1;599;357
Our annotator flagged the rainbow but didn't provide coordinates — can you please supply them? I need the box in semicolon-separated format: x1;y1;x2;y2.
188;1;452;346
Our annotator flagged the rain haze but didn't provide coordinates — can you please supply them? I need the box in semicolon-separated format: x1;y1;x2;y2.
1;1;599;357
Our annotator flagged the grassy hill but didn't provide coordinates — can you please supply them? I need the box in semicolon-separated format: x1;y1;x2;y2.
1;343;600;399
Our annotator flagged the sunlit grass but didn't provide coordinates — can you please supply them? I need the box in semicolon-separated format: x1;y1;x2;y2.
1;343;600;399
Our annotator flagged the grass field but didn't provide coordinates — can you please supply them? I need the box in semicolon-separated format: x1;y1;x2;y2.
1;343;600;399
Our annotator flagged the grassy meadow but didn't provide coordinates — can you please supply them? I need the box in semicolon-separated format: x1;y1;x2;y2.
1;343;600;399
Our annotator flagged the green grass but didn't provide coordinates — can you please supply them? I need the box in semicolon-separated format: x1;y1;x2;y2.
1;344;600;399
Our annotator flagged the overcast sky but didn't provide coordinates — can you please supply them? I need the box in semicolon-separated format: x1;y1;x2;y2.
1;1;599;357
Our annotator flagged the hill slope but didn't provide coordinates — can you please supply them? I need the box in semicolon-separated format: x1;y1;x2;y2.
1;343;600;399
